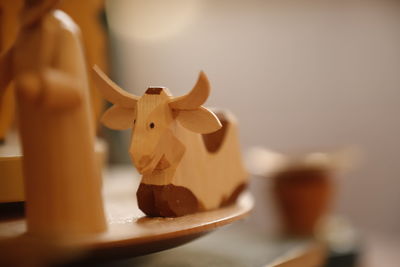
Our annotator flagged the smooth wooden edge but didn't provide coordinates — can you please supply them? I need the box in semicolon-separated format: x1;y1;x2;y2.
74;191;253;261
84;191;253;251
0;190;253;259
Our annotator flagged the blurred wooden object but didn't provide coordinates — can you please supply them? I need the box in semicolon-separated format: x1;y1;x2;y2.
94;67;248;217
0;132;108;203
0;0;109;143
0;84;15;143
0;169;253;265
247;147;358;237
0;132;24;203
0;0;106;237
60;0;108;127
0;0;22;142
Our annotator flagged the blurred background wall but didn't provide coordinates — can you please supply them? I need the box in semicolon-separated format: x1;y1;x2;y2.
104;0;400;236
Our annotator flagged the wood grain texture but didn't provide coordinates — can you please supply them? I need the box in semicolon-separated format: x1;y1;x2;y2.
95;69;248;216
176;107;222;134
101;105;136;130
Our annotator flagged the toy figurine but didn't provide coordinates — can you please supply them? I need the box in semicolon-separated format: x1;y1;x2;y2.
0;0;106;236
94;66;248;217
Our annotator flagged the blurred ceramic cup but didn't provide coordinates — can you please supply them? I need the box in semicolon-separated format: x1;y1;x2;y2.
273;164;332;236
246;147;358;237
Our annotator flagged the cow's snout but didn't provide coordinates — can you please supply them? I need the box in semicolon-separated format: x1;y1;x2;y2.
135;155;152;172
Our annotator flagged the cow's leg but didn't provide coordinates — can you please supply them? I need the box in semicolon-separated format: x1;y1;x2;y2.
139;184;202;217
137;183;160;217
160;185;201;217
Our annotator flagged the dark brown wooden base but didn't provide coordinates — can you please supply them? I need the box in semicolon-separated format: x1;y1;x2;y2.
137;182;247;217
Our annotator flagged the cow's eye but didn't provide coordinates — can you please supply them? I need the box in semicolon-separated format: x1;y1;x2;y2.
149;122;155;129
133;119;136;124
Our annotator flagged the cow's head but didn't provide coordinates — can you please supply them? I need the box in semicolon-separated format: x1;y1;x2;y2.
93;66;222;175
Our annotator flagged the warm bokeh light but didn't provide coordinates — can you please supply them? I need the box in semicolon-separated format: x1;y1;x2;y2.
106;0;201;42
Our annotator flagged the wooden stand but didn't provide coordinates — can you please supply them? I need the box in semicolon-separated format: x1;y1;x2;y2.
0;169;253;265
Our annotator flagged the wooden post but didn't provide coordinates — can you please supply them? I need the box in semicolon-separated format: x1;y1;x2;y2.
0;1;106;237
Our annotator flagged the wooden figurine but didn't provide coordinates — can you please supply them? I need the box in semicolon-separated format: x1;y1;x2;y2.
0;0;106;237
59;0;108;126
94;66;248;217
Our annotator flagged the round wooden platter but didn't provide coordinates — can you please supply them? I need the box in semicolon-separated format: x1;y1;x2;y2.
0;167;253;263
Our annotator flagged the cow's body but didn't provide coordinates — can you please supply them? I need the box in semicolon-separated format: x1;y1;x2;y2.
137;109;248;216
94;68;248;217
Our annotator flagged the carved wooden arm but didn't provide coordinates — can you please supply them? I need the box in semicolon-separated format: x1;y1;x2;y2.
15;68;82;109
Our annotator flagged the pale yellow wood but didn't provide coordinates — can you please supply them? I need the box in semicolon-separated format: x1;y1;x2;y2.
169;71;210;110
0;171;253;264
0;2;106;237
95;68;248;215
176;106;222;134
101;105;136;130
93;65;138;107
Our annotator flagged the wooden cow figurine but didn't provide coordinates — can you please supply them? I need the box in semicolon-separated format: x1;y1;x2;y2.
94;66;248;216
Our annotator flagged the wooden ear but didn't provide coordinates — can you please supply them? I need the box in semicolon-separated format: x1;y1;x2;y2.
101;105;136;130
176;107;222;134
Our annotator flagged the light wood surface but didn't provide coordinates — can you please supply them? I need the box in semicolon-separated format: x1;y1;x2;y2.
0;168;253;264
0;132;108;203
94;67;248;217
0;2;106;237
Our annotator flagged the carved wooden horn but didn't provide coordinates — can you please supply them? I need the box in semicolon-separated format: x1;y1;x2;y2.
169;71;210;110
92;65;139;108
